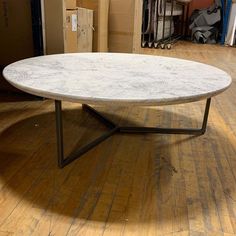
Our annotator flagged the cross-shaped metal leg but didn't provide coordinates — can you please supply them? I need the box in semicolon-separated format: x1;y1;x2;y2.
55;98;211;168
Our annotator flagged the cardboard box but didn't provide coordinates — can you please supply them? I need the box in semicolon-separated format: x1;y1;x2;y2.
65;10;78;53
44;0;65;54
65;0;77;9
108;0;135;53
76;0;109;52
77;7;93;52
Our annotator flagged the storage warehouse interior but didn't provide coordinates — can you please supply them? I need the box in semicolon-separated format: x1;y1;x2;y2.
0;0;236;235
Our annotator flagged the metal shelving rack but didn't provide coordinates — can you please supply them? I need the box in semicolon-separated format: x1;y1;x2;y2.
141;0;191;49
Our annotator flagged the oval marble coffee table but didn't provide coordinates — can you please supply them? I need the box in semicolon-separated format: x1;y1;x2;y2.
3;53;232;168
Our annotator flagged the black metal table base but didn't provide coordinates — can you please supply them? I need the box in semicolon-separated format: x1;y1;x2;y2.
55;99;211;168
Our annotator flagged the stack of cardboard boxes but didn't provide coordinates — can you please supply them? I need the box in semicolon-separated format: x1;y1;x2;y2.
44;0;94;54
44;0;111;54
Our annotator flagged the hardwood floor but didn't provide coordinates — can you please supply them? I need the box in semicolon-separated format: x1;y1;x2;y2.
0;43;236;236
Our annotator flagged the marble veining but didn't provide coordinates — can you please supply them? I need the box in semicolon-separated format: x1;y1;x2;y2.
3;53;232;106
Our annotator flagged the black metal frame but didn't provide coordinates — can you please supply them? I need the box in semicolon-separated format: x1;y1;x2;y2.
55;98;211;168
30;0;44;56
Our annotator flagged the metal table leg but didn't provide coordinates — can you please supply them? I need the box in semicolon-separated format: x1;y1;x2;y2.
55;98;211;168
55;100;119;168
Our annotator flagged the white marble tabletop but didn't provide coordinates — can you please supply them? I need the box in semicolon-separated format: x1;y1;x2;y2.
3;53;232;106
